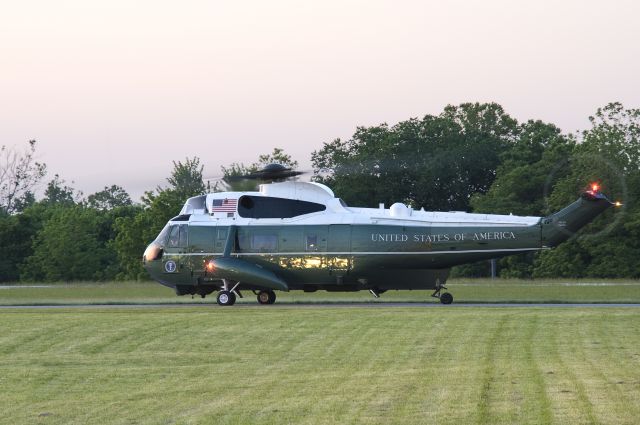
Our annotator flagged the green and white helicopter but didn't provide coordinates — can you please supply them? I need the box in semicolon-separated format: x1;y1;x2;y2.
143;164;619;305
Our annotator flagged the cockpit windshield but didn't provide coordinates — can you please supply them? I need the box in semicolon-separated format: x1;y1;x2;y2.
154;223;171;247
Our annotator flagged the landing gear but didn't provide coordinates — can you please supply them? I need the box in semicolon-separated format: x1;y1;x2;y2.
256;290;276;305
439;292;453;305
217;279;240;306
217;290;236;306
431;281;453;305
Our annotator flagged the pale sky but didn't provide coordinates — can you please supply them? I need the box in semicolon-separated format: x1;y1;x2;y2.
1;0;639;200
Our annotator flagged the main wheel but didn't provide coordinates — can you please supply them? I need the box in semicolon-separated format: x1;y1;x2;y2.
440;292;453;305
217;290;236;306
257;290;276;305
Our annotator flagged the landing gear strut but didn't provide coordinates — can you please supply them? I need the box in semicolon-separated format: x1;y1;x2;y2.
431;282;453;305
256;290;276;305
369;288;387;298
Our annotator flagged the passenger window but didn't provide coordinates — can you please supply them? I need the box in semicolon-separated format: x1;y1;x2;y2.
251;234;277;251
306;235;318;251
189;226;215;252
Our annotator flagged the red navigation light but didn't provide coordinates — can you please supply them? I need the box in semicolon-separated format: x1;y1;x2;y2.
591;183;600;192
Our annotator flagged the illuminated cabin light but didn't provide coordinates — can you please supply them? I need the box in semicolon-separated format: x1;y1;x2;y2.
305;257;323;268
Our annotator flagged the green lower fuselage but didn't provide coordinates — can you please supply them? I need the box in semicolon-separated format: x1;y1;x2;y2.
146;223;540;292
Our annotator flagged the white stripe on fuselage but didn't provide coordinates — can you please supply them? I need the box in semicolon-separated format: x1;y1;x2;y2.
168;247;546;257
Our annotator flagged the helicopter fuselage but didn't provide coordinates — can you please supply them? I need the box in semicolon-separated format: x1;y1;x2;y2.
143;181;613;303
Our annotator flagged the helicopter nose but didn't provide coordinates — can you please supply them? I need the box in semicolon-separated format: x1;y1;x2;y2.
143;243;163;263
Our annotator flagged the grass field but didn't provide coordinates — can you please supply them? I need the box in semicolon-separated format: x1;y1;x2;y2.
1;279;640;305
1;306;639;425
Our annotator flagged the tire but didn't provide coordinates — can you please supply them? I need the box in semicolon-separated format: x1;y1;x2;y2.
440;292;453;305
257;290;270;305
257;290;276;305
267;290;276;305
217;290;236;306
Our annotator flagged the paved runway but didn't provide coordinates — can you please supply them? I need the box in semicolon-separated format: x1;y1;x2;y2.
1;302;639;309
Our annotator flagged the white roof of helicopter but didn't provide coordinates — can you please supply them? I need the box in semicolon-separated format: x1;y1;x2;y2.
181;181;541;227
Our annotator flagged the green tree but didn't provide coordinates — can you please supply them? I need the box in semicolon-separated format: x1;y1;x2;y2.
471;120;576;216
15;197;138;282
532;103;640;278
466;120;576;278
87;185;132;210
165;157;206;199
12;191;36;212
21;206;112;281
43;174;80;206
256;147;299;170
113;157;206;279
312;103;518;210
0;201;61;282
0;207;40;281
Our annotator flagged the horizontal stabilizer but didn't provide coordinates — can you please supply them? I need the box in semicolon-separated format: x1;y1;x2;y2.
211;257;289;291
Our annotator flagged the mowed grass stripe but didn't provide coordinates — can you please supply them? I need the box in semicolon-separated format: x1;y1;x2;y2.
476;314;555;425
569;312;640;424
526;316;553;424
547;315;599;424
0;308;639;424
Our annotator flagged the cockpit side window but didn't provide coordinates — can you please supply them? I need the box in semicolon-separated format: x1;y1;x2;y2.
179;224;188;247
167;225;180;247
167;224;188;248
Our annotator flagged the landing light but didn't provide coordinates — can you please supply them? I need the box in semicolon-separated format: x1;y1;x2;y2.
205;260;216;272
615;201;623;207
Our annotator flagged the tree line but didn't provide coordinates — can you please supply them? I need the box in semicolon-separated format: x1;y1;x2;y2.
1;102;638;282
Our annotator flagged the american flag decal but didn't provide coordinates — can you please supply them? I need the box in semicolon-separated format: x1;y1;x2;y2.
211;198;238;212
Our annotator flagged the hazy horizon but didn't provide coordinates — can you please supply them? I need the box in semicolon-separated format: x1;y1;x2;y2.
1;0;639;201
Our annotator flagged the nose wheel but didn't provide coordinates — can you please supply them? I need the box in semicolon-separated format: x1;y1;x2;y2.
439;292;453;305
431;282;453;305
256;290;276;305
217;290;236;306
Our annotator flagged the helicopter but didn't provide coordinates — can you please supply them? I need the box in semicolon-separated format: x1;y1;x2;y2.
143;164;619;305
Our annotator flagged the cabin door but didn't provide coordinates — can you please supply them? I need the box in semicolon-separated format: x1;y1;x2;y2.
187;225;217;274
